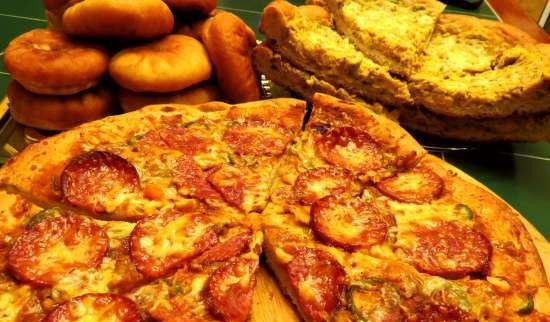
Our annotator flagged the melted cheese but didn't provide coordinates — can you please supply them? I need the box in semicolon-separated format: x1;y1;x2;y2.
51;258;118;304
140;215;212;258
0;282;34;321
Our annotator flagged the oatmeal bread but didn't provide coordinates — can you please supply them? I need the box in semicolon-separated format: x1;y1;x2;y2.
410;14;550;118
259;0;411;107
325;0;445;77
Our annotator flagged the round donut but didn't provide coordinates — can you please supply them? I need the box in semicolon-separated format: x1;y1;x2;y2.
162;0;217;14
3;29;109;95
7;80;116;131
202;11;261;103
62;0;174;40
118;82;222;112
109;35;212;93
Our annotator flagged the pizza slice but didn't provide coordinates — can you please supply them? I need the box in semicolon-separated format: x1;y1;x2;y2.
262;94;549;322
0;98;305;221
263;226;550;322
128;225;263;322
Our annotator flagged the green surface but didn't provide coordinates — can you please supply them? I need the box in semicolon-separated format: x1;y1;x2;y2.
0;1;548;239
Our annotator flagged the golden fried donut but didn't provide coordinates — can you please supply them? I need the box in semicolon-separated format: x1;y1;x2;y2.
3;29;109;95
202;12;261;103
62;0;174;40
162;0;217;14
118;82;222;112
109;35;212;93
8;80;116;131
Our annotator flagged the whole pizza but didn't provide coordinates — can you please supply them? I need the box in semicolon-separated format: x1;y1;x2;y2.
0;93;548;322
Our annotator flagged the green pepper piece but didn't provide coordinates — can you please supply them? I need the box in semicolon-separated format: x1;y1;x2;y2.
25;208;59;228
516;295;534;315
455;204;474;220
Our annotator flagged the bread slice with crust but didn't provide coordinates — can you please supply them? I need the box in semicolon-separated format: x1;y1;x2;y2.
253;43;550;142
410;14;550;119
252;43;385;114
325;0;445;77
258;0;411;107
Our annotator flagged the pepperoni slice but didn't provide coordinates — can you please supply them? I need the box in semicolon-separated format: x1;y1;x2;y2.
406;304;477;322
8;215;108;286
207;165;245;209
223;121;292;156
311;196;389;250
406;221;492;278
172;155;221;201
42;294;141;322
61;151;140;213
376;168;444;204
204;257;259;322
194;227;252;266
286;248;346;322
314;127;384;173
130;211;218;278
293;167;351;205
160;127;208;155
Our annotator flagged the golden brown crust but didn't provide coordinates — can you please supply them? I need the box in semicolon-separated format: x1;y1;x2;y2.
62;0;174;40
109;35;212;93
311;93;426;170
7;80;116;131
118;82;222;113
202;12;261;103
161;0;217;13
3;29;109;95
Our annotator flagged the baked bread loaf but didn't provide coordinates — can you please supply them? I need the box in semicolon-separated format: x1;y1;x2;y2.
397;105;550;142
109;35;212;93
118;82;222;112
325;0;445;77
202;11;261;103
410;14;550;118
8;80;116;131
253;43;383;113
259;1;411;106
3;29;109;95
253;42;549;142
62;0;174;40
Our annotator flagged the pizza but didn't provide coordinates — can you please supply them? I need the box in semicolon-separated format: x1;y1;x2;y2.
0;93;548;322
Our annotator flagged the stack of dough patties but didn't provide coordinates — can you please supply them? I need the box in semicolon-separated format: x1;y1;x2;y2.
3;0;262;131
253;0;550;142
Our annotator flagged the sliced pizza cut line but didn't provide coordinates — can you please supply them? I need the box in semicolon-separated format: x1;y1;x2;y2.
130;211;219;279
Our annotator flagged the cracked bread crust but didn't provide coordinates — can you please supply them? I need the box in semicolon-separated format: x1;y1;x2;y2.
326;0;445;77
410;14;550;119
396;105;550;142
252;43;384;114
259;0;411;107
